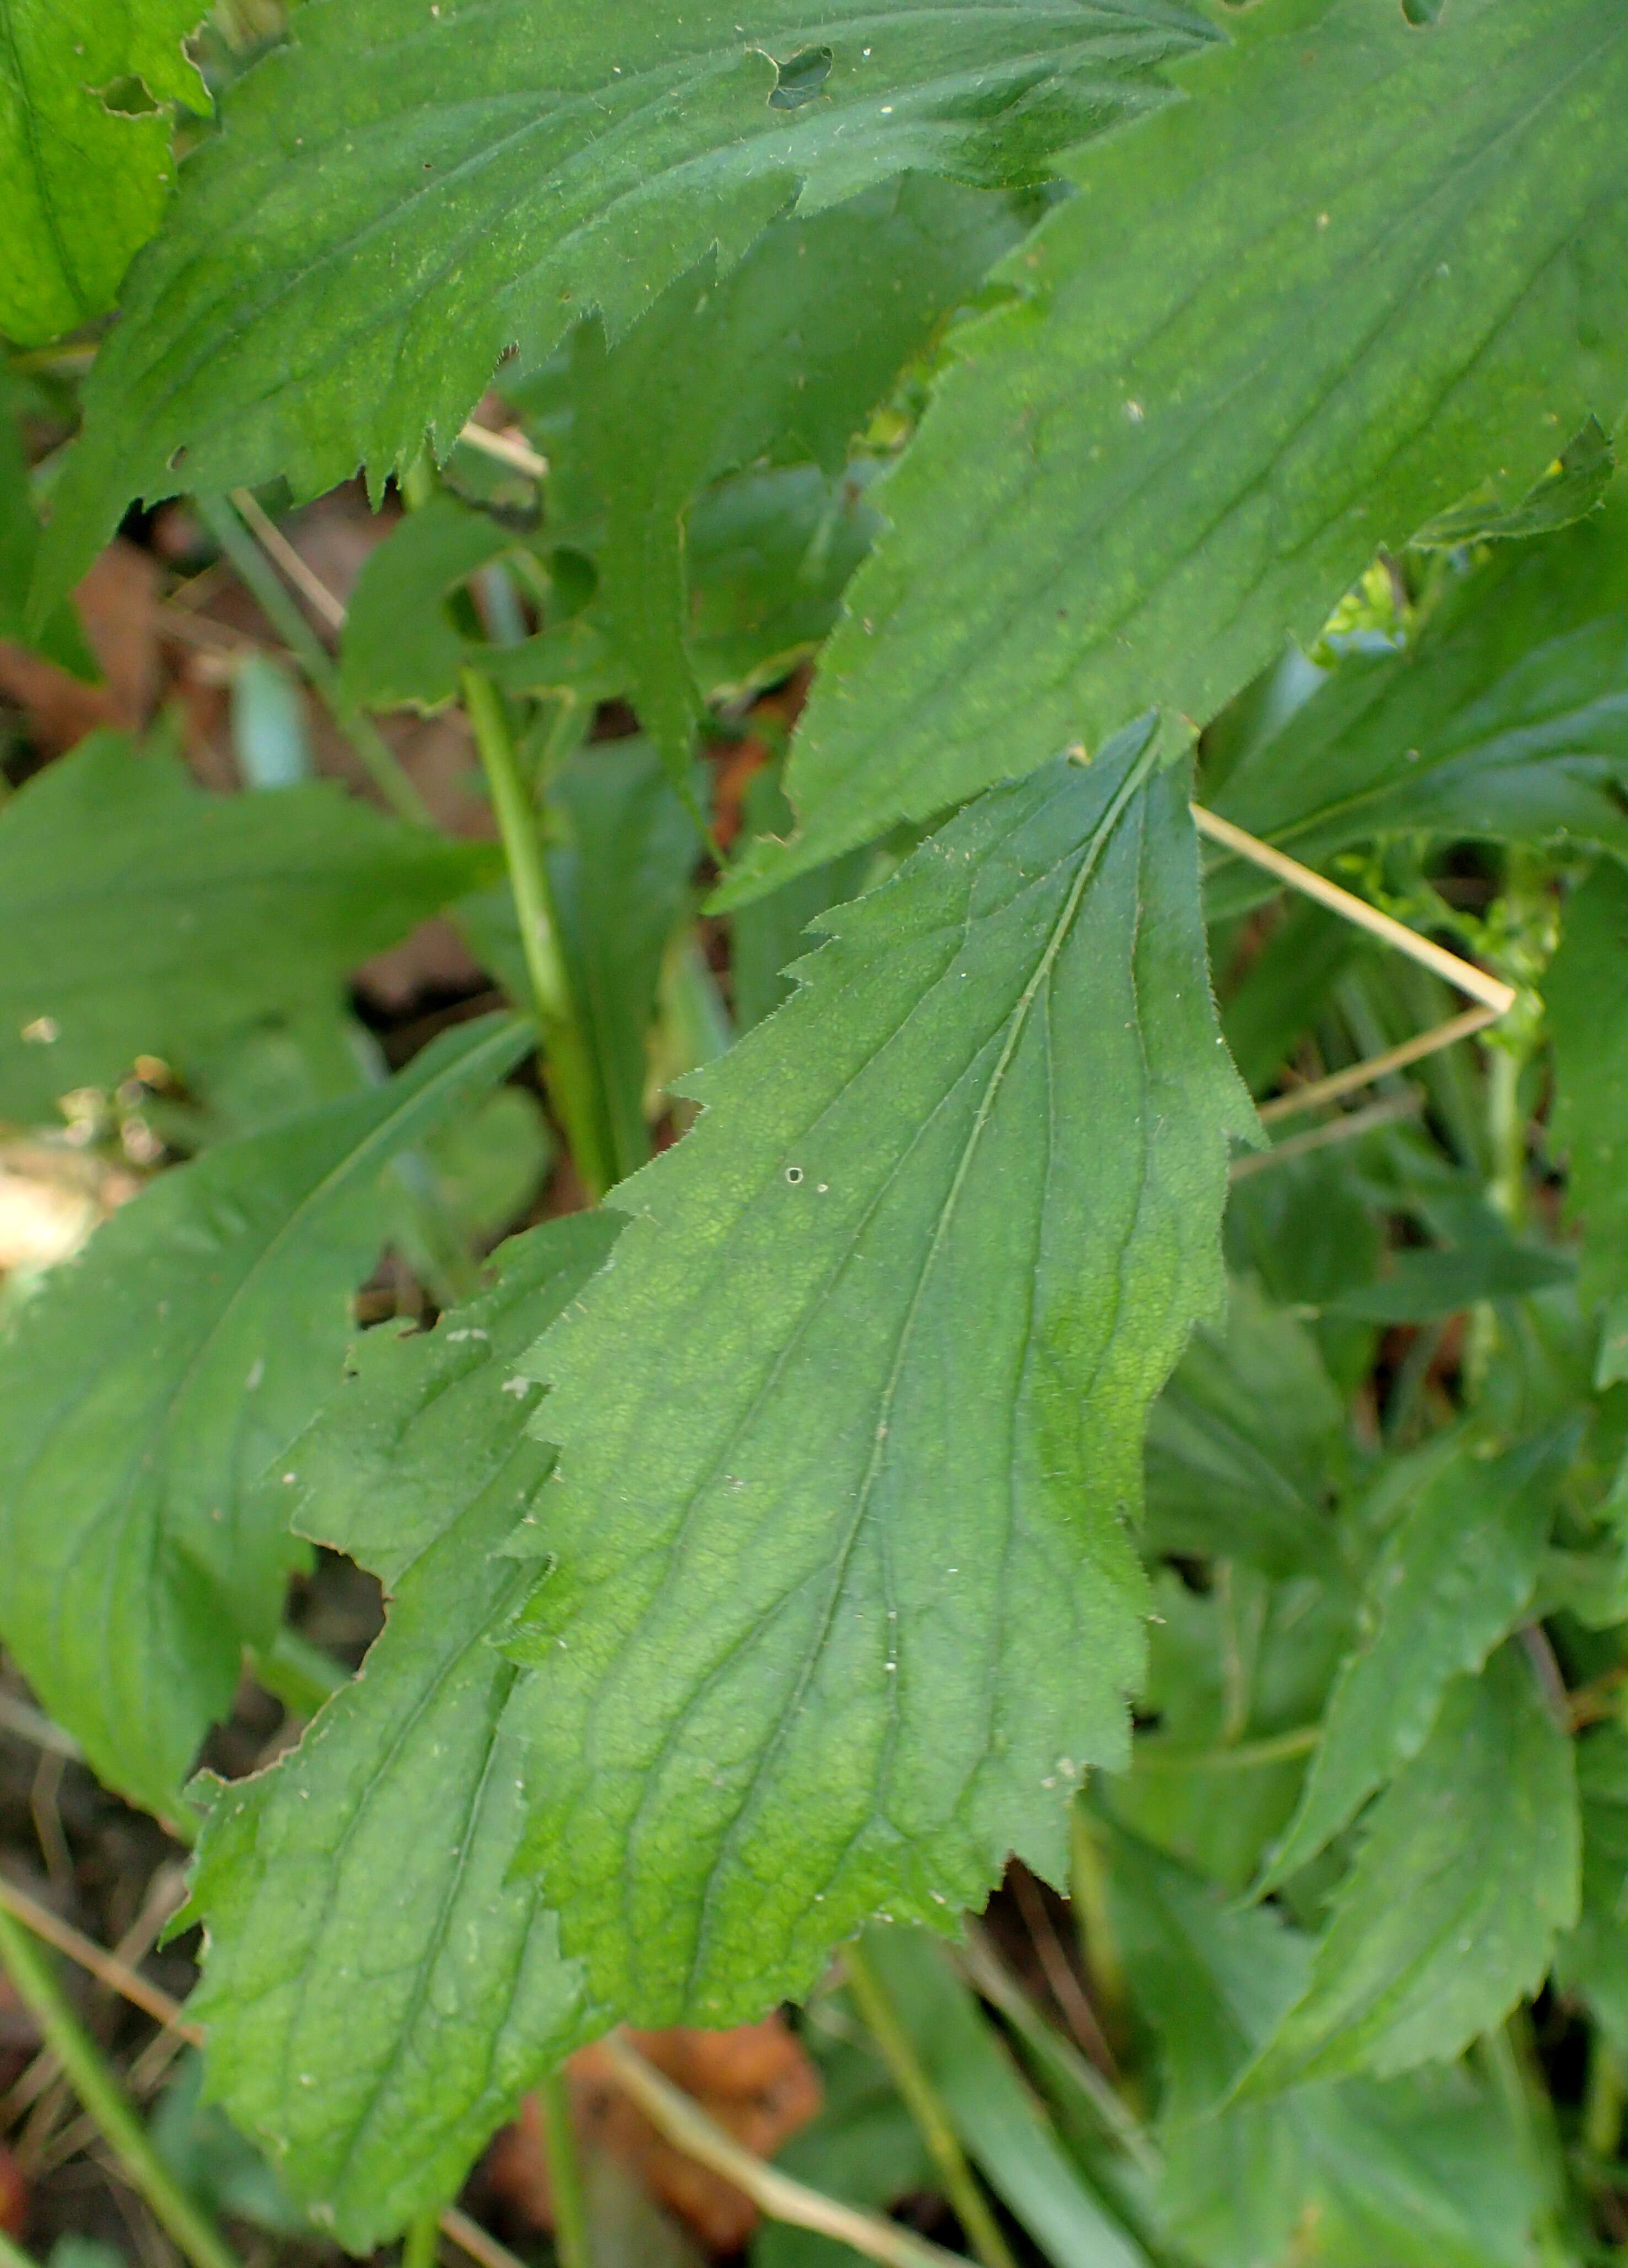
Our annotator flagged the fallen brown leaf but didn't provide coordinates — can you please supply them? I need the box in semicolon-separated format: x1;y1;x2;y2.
488;2018;822;2255
0;2138;27;2237
0;542;162;754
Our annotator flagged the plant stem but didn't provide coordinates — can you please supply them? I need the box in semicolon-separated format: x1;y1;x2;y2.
195;493;433;828
1587;2034;1627;2165
459;665;613;1197
402;2206;442;2268
538;2068;592;2268
0;1906;240;2268
599;2032;965;2268
842;1940;1016;2268
0;2232;41;2268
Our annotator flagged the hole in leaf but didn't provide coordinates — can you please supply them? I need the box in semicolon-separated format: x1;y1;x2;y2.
100;73;159;116
768;45;833;110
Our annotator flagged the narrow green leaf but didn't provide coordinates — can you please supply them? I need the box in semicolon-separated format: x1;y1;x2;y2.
0;0;206;345
725;0;1628;899
0;379;92;676
757;2025;931;2268
188;1216;618;2248
1240;1645;1580;2096
1329;1240;1574;1324
32;0;1213;618
855;1927;1147;2268
1257;1427;1576;1892
1143;1276;1345;1577
1207;490;1628;917
1549;860;1628;1324
0;1014;528;1818
1554;1728;1628;2063
1219;905;1363;1099
568;175;1031;778
1110;1830;1543;2268
502;724;1255;2025
0;733;495;1122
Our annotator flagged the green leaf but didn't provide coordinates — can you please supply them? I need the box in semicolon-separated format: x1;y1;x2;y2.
502;724;1255;2024
0;732;495;1122
32;0;1214;618
1108;1566;1353;1894
187;1215;617;2246
725;0;1628;900
0;0;206;345
730;760;876;1031
853;1927;1147;2268
1329;1239;1574;1324
1413;414;1616;548
1207;490;1628;917
148;2052;310;2239
1219;904;1364;1099
1553;1727;1628;2063
1110;1830;1543;2268
1549;859;1628;1324
567;174;1031;776
338;495;613;716
684;462;882;705
460;738;699;1184
1240;1644;1580;2096
0;1014;529;1818
1143;1275;1345;1577
1257;1427;1576;1893
0;378;92;676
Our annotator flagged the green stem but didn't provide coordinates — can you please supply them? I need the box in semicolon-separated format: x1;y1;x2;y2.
0;1906;240;2268
0;2232;41;2268
843;1940;1016;2268
196;493;433;828
401;2206;442;2268
1487;1042;1528;1232
539;2068;593;2268
1131;1723;1321;1773
460;666;613;1198
1586;2033;1626;2164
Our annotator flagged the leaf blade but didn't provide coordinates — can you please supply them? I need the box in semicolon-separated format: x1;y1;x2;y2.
1257;1426;1576;1892
1240;1645;1581;2095
0;1014;529;1817
0;0;206;345
33;0;1213;618
725;0;1628;898
188;1216;619;2246
502;724;1254;2025
0;733;494;1121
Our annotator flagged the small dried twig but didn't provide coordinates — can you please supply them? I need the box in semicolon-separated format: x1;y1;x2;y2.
456;422;549;480
1255;1007;1500;1126
0;1876;198;2042
0;1690;82;1762
227;489;347;630
1229;1089;1423;1180
600;2030;968;2268
1192;805;1515;1016
0;1876;530;2268
1006;1865;1117;2082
